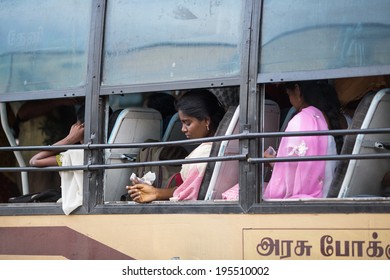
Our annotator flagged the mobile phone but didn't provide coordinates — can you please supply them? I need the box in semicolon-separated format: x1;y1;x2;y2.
266;146;276;156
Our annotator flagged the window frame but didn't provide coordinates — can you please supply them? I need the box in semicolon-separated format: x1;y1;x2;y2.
0;0;390;216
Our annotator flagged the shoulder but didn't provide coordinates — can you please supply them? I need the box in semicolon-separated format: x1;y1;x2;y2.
287;106;326;131
188;142;212;158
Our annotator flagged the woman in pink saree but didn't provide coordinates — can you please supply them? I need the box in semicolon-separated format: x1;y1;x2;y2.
127;89;225;202
263;81;345;199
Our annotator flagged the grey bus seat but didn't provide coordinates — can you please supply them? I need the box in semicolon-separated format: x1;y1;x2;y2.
264;99;281;149
263;100;281;182
202;100;280;200
162;112;196;153
162;112;183;141
197;106;238;200
205;106;240;200
333;88;390;198
326;93;377;197
327;90;390;198
197;100;281;200
104;107;162;201
280;106;297;133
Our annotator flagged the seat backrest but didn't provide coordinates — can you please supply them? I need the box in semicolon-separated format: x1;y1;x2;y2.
264;99;281;149
280;106;297;132
197;100;281;200
104;107;162;201
205;107;240;200
337;88;390;198
162;112;197;153
327;91;376;197
197;106;238;200
162;112;183;141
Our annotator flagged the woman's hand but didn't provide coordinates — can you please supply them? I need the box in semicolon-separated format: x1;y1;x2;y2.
126;184;158;203
263;146;276;167
65;121;84;144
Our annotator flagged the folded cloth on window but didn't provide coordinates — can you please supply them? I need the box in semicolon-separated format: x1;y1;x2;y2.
59;149;84;215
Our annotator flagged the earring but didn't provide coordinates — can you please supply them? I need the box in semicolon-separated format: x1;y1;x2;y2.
206;124;209;131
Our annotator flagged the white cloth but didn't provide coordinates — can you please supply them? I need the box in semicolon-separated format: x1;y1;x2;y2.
59;149;84;215
170;142;212;201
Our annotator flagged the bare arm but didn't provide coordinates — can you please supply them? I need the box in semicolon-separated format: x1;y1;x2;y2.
29;122;84;167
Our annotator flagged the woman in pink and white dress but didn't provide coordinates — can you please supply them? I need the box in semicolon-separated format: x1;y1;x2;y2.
263;81;346;199
127;89;225;203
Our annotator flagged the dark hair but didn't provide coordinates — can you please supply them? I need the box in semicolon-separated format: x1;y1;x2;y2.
175;89;225;135
285;80;344;153
145;92;177;119
76;105;85;123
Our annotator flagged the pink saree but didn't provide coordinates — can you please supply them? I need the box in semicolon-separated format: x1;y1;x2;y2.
171;142;212;201
263;106;336;199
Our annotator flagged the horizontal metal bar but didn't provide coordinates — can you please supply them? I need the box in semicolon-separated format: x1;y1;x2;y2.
2;151;390;172
1;128;389;152
248;152;390;163
0;154;247;173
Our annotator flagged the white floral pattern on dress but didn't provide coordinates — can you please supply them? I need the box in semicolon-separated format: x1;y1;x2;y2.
288;142;308;156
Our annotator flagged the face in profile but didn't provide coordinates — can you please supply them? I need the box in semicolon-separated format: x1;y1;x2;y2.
178;110;210;139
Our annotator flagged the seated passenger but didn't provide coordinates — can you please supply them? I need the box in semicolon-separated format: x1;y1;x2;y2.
29;106;85;214
263;81;344;199
126;89;225;202
11;98;83;193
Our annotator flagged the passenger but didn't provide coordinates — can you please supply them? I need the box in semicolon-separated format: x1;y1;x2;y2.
144;92;177;134
126;89;225;203
11;98;83;193
29;106;85;214
263;80;345;199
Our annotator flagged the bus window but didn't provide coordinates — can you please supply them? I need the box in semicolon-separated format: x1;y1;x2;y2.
333;87;390;198
14;99;83;192
102;0;243;86
102;88;242;203
0;103;21;202
258;78;390;201
0;0;93;95
104;101;164;201
0;0;388;218
259;0;390;79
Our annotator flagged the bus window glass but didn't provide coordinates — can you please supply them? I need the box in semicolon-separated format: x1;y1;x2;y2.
259;0;390;74
0;0;92;94
102;0;243;86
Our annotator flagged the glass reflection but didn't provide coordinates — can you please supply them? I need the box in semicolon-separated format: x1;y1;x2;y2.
260;0;390;73
103;0;243;85
0;0;92;94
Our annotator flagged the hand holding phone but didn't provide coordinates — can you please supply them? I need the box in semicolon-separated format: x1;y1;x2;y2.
264;146;276;157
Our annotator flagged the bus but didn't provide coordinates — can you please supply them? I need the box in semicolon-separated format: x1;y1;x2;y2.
0;0;390;260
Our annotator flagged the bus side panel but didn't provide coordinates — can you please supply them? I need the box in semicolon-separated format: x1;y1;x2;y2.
1;214;389;260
